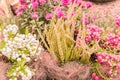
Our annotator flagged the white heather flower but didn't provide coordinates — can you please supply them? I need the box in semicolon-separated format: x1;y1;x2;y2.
16;67;20;71
3;24;18;35
17;58;21;62
26;57;31;62
13;72;16;76
20;67;34;80
0;24;42;80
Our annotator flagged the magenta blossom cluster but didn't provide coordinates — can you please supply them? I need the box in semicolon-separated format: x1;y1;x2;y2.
16;0;28;16
81;1;93;9
80;16;89;24
80;15;96;25
104;34;120;47
31;0;47;11
115;16;120;27
85;24;103;44
61;0;83;6
17;0;93;20
45;0;93;20
97;52;120;76
45;6;66;20
62;0;93;8
92;73;103;80
16;0;47;17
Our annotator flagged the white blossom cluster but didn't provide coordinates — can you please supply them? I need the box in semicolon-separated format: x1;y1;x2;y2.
9;66;34;80
0;24;42;80
20;66;34;80
1;24;42;60
3;24;18;38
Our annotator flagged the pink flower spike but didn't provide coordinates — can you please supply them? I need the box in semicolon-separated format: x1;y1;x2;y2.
45;13;53;20
92;73;96;79
95;76;99;80
56;10;65;18
61;0;70;6
76;0;82;5
39;0;47;5
16;10;23;16
54;6;62;11
86;2;93;8
31;13;39;19
31;0;35;3
72;11;75;16
116;64;120;70
80;16;89;24
97;56;103;63
19;0;25;4
19;4;27;11
115;16;120;27
90;14;96;21
32;1;39;11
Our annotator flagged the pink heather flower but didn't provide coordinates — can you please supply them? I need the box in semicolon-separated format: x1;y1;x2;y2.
85;35;91;44
76;0;82;5
31;0;35;3
116;64;120;70
115;16;120;27
31;13;39;19
32;1;39;11
91;73;96;79
90;14;96;21
96;52;120;76
71;0;82;5
97;56;103;63
81;2;93;9
45;13;53;20
61;0;70;6
54;6;62;11
104;34;120;47
95;76;99;80
80;16;89;24
19;4;27;11
72;11;75;16
19;0;25;4
92;73;103;80
81;3;87;9
16;10;23;16
85;24;103;43
56;10;65;18
107;70;112;76
39;0;47;5
86;2;93;8
54;7;65;18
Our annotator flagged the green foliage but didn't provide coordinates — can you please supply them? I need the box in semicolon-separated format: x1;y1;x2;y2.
0;40;6;49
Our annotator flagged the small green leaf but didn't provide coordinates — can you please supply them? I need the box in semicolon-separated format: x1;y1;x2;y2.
8;31;15;38
0;40;6;49
25;27;29;35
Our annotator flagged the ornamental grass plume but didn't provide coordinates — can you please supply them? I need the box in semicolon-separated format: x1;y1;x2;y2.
37;1;95;64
